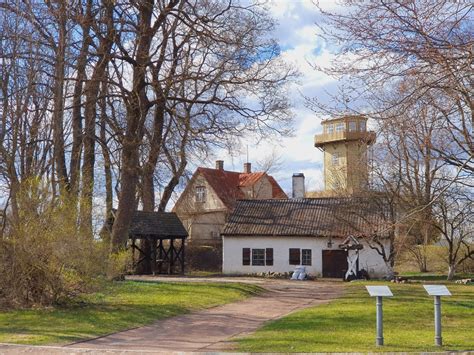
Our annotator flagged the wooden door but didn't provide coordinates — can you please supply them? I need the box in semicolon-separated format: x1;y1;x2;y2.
322;250;348;278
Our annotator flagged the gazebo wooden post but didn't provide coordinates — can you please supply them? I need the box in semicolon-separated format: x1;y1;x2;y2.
131;238;136;269
181;237;185;274
158;238;163;274
169;238;174;274
152;237;157;275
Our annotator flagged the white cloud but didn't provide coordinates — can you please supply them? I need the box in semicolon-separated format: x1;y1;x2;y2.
193;1;344;194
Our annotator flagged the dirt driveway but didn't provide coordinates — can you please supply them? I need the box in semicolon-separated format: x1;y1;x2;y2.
0;277;343;354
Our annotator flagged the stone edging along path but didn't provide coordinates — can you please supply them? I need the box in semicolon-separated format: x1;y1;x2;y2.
65;277;344;353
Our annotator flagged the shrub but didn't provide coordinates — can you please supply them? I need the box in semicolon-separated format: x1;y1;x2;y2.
0;181;120;308
186;244;222;271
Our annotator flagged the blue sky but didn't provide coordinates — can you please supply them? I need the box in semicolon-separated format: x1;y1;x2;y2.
214;0;339;194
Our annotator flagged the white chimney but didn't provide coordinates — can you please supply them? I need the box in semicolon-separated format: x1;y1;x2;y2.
292;173;305;198
243;162;251;173
216;160;224;170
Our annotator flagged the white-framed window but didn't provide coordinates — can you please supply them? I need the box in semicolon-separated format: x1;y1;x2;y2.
251;249;265;266
360;120;366;131
326;124;334;134
336;122;345;132
195;186;206;203
331;152;339;166
243;248;273;266
348;121;357;132
302;249;312;266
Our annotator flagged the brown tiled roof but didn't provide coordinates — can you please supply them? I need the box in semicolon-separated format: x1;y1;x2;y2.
107;210;188;238
196;167;287;209
222;198;392;238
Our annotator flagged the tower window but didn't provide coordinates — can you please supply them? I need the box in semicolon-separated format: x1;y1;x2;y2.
349;121;357;132
331;152;339;166
326;124;334;134
360;120;366;131
336;122;345;132
195;186;206;202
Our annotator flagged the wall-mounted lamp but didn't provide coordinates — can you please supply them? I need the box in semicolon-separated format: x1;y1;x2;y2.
327;237;333;248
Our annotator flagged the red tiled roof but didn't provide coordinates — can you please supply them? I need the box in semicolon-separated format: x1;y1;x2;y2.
239;172;265;187
196;167;287;209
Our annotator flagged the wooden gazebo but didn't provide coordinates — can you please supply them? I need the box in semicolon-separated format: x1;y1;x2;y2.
106;210;188;274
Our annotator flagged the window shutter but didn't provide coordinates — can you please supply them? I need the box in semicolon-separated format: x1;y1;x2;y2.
265;248;274;266
289;248;300;265
242;248;250;265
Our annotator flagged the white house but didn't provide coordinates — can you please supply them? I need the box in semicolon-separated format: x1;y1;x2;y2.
222;197;393;279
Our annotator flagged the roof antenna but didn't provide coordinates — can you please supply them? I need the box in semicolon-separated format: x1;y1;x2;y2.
246;144;249;163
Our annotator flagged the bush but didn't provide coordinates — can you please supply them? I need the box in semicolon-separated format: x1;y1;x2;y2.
0;181;123;308
186;244;222;271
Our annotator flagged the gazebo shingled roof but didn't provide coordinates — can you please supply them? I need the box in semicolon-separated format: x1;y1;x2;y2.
126;210;188;238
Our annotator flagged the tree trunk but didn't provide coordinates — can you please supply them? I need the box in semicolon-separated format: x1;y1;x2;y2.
447;264;456;281
158;150;188;212
99;83;113;217
79;1;114;237
70;1;92;194
384;261;395;280
51;4;69;192
110;0;158;252
137;169;156;274
110;133;140;252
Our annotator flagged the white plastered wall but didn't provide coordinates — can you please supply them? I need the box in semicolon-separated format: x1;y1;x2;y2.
222;236;390;278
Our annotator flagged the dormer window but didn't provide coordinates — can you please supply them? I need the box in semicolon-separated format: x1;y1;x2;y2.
195;186;206;203
326;124;334;134
360;120;366;131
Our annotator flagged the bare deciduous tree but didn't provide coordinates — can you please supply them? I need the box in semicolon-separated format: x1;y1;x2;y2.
311;0;473;173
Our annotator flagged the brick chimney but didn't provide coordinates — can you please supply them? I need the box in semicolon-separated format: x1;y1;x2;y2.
215;160;224;170
243;162;251;173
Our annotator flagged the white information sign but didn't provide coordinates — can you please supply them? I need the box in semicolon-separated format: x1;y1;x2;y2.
423;285;451;297
366;286;393;297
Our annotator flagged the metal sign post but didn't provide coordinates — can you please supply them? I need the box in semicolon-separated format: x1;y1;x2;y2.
365;286;393;346
423;285;451;346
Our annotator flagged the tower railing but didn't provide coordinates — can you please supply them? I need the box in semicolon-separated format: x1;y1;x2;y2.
314;131;376;147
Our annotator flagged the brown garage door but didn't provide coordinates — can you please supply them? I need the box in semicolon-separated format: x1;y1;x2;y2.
322;250;348;278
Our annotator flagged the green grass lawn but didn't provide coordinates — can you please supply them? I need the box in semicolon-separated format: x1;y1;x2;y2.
399;272;474;282
237;282;474;353
0;280;261;345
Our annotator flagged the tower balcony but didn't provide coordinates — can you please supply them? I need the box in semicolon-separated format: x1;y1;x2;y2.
314;130;376;148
